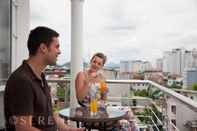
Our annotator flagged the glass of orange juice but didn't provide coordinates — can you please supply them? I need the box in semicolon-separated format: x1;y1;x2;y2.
90;99;97;116
89;84;98;116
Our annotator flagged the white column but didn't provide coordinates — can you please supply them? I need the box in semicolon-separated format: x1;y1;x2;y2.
70;0;84;108
11;0;29;71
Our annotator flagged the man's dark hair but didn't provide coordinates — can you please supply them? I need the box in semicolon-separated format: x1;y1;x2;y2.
27;26;59;55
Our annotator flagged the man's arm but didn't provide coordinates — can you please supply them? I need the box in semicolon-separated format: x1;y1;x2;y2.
14;116;40;131
53;113;84;131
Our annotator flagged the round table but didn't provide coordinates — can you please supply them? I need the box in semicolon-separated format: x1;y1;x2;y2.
59;106;128;131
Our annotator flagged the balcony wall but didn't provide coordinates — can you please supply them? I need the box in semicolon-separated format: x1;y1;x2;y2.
176;100;197;131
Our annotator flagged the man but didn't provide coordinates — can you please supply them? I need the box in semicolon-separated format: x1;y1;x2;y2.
4;26;83;131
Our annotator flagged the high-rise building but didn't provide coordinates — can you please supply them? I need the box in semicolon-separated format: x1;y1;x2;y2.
182;50;193;71
192;49;197;68
156;58;163;71
162;48;194;76
141;61;152;72
132;60;143;73
183;67;197;89
120;60;152;73
182;49;197;89
163;50;177;74
120;61;132;73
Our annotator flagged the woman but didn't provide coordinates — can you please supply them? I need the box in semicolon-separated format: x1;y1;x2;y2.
75;53;134;130
75;52;107;107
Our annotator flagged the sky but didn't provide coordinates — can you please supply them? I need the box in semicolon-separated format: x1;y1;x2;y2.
30;0;197;65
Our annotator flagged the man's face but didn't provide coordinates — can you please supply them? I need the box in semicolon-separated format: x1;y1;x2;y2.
45;37;61;65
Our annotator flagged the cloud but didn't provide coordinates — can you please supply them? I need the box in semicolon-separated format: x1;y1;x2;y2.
31;0;197;65
177;33;197;48
30;0;71;64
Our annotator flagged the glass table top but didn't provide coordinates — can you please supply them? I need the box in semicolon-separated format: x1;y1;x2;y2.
59;106;128;122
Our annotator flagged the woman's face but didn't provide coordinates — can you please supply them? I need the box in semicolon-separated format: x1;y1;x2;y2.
90;56;104;72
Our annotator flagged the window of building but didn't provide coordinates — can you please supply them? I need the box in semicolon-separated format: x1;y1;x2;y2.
0;0;11;86
171;105;176;115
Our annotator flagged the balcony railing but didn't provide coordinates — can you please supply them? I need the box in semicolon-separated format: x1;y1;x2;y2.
106;79;197;112
47;78;197;131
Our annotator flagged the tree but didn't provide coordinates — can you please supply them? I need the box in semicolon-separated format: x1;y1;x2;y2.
56;86;65;101
192;83;197;90
134;89;148;97
170;82;181;89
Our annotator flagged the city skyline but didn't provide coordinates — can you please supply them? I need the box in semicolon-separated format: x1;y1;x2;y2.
30;0;197;64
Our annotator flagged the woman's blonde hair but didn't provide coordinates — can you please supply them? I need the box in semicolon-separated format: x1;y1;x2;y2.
90;52;107;65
